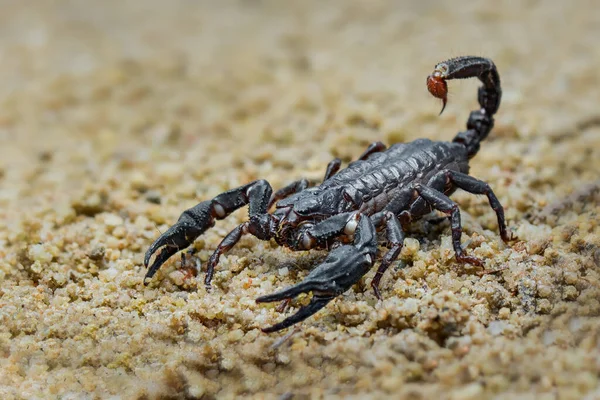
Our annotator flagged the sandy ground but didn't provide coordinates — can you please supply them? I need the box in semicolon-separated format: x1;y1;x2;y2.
0;1;599;399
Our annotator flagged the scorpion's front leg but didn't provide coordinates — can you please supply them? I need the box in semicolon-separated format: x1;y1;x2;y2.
144;180;273;285
256;214;377;333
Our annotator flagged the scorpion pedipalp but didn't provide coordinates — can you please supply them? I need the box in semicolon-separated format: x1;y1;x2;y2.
143;180;275;286
257;215;377;333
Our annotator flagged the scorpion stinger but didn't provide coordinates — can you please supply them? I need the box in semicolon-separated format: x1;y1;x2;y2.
257;215;377;333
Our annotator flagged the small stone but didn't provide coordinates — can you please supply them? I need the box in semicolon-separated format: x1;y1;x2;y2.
112;226;127;238
536;299;553;314
88;247;106;261
563;271;578;285
130;171;149;192
537;284;552;298
488;320;508;336
563;285;578;300
145;190;162;204
399;298;419;316
28;244;53;264
103;213;124;227
72;192;105;216
227;329;244;342
450;382;483;400
169;270;186;286
156;163;183;181
401;238;420;257
337;365;356;382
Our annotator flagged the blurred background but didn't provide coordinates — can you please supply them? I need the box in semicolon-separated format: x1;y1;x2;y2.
1;0;598;216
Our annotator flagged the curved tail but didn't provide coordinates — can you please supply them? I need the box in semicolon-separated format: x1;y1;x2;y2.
427;56;501;158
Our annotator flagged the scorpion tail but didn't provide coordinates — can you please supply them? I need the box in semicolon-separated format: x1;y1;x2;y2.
256;214;377;333
427;56;501;158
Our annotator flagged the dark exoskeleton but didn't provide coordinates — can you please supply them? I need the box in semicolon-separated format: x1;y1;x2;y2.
143;56;513;333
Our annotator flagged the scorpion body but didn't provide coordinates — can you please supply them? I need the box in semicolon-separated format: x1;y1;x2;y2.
143;56;513;333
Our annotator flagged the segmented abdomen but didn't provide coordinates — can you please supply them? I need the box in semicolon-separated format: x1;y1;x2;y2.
323;139;469;214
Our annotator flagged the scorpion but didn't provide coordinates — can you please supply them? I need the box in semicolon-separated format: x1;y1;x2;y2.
143;56;514;333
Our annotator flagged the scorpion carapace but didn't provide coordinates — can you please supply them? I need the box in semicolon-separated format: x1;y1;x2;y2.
143;56;513;333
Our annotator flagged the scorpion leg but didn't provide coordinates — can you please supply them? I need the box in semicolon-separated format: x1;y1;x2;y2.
268;178;311;209
323;158;342;180
204;221;251;287
443;170;513;243
414;184;483;266
205;213;282;288
256;214;377;333
365;188;415;299
267;158;342;209
358;141;387;160
144;180;273;285
369;210;407;300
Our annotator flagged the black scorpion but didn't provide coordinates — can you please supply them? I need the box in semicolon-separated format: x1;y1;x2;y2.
143;56;513;333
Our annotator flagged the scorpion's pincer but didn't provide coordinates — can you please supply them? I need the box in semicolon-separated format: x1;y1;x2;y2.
257;215;377;333
143;202;212;285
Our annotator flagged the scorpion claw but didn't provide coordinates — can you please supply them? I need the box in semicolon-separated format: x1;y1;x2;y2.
256;222;377;332
144;212;206;284
255;280;321;304
259;296;334;334
144;246;181;285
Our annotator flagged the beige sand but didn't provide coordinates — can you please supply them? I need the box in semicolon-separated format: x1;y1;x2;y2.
0;1;599;399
